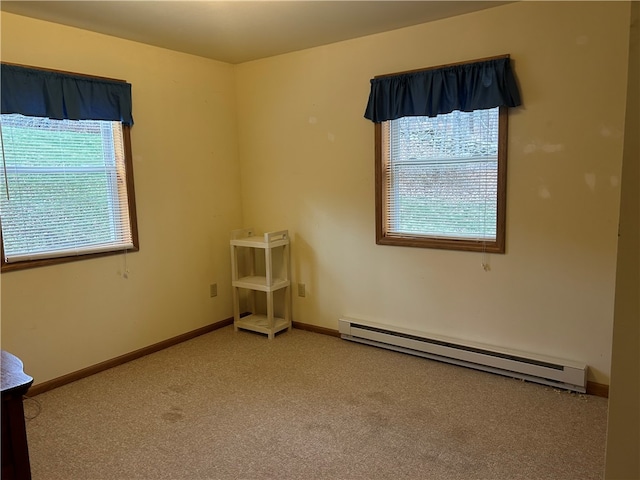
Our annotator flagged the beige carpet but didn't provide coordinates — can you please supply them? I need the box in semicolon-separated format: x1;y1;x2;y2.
25;326;608;480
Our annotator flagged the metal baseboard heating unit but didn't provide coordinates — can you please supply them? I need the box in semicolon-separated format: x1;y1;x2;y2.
339;317;587;393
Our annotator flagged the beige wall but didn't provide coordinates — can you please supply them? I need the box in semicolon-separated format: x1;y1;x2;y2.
0;12;243;384
0;2;632;388
235;1;631;384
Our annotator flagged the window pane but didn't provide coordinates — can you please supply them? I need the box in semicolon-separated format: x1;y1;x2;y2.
389;160;497;239
383;108;501;244
0;115;134;264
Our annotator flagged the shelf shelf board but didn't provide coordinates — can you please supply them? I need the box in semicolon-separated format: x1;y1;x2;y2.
233;276;290;292
230;236;289;249
235;314;290;336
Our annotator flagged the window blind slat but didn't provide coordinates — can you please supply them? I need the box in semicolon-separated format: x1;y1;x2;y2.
6;242;135;263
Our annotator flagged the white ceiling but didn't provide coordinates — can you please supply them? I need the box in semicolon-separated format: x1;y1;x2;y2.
0;1;511;64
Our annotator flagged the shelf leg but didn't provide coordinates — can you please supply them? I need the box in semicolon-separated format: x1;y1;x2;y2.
232;286;239;332
285;285;292;332
248;290;256;315
267;291;275;339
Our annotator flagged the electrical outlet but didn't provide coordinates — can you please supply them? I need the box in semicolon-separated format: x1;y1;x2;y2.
298;283;306;297
209;283;218;298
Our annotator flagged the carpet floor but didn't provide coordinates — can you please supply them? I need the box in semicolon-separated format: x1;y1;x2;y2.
25;326;608;479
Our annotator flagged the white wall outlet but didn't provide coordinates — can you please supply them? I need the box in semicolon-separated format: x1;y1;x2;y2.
210;283;218;297
298;283;306;297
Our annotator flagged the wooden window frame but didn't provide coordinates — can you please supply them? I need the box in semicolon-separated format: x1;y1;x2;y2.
0;122;139;273
375;107;508;254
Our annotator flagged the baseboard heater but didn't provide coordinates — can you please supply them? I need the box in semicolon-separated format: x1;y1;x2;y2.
339;317;587;393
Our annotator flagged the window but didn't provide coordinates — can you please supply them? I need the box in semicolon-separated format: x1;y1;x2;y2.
0;63;137;271
364;55;521;253
376;106;507;252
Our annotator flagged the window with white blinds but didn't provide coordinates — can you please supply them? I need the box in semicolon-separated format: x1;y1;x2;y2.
376;107;507;253
0;114;138;270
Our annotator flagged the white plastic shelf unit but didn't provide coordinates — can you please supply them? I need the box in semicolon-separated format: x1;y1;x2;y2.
230;228;291;339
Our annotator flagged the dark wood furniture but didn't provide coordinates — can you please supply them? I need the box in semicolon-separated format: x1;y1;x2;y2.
1;350;33;480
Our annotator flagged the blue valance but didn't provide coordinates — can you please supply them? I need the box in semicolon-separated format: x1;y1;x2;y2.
1;63;134;126
364;56;521;123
